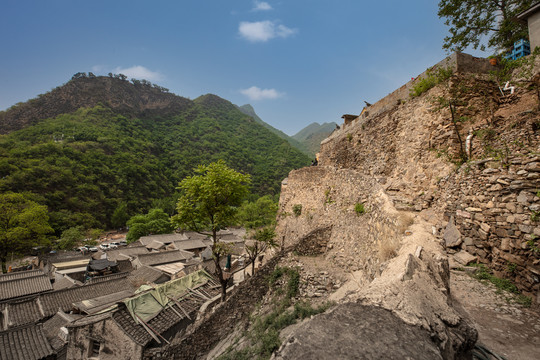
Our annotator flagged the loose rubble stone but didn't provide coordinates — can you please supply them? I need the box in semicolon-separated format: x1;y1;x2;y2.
454;251;477;266
444;216;462;248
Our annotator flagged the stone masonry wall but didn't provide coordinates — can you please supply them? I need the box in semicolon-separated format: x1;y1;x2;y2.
294;226;333;256
314;58;540;300
276;166;411;279
322;52;494;145
440;154;540;299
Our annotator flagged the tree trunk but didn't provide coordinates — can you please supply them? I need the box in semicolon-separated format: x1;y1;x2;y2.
251;258;255;275
1;256;7;274
220;279;227;302
213;254;227;302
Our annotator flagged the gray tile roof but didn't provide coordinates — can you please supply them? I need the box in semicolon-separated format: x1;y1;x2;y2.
3;277;136;328
42;311;79;351
128;265;169;285
172;239;208;251
184;231;210;240
85;272;129;284
52;275;80;291
1;297;44;329
106;246;149;261
136;250;193;266
0;324;54;360
0;269;45;282
0;274;53;301
146;240;167;250
39;277;135;317
72;290;134;315
138;233;188;246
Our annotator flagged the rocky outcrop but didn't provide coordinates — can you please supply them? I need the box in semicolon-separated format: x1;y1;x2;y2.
275;165;477;358
271;54;540;358
273;303;444;360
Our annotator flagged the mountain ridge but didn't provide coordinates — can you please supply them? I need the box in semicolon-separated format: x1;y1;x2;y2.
236;104;311;156
292;121;337;156
0;74;310;234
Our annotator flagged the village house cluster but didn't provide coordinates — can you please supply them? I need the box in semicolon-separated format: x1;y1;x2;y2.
0;229;246;360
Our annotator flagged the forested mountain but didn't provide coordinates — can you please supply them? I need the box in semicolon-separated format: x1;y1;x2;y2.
237;104;310;156
0;74;310;235
292;122;337;157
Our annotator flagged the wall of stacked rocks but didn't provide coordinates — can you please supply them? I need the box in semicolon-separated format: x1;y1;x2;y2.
440;154;540;299
276;166;411;280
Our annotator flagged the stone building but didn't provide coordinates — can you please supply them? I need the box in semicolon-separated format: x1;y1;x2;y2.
66;270;220;360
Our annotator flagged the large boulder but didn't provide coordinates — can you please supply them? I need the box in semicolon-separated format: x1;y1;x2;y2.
273;303;443;360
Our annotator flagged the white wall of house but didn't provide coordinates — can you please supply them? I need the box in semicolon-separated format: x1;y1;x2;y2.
528;10;540;51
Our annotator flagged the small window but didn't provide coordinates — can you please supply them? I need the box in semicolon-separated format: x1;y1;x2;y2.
89;340;101;357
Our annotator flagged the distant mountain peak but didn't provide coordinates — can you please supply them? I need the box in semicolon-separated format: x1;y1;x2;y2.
236;104;312;156
292;122;337;156
0;75;191;134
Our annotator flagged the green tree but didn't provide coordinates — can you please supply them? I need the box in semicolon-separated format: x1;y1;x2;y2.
0;193;53;273
171;160;251;301
111;202;130;229
237;195;278;229
126;208;174;243
57;226;84;250
438;0;534;52
245;227;277;275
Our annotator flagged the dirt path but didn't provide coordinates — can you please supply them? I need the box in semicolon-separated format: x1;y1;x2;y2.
450;270;540;360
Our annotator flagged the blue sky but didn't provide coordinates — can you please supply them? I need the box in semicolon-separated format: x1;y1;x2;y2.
0;0;487;135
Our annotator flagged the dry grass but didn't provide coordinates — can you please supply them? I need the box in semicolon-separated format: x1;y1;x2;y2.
378;238;400;262
378;214;413;261
397;213;414;234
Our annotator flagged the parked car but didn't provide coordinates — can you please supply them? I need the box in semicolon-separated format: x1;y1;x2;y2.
119;241;127;246
77;246;89;254
99;244;109;251
109;242;120;249
84;245;98;252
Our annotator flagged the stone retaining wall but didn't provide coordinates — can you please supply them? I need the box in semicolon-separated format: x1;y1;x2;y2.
441;154;540;299
322;52;494;146
276;166;409;279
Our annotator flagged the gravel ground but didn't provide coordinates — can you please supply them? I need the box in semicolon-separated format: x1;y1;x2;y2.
450;270;540;360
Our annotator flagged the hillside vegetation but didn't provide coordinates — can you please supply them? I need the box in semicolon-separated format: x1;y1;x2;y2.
237;104;311;156
0;75;310;234
292;121;337;157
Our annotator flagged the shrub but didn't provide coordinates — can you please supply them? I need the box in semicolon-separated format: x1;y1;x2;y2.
410;66;453;98
292;204;302;217
354;203;365;215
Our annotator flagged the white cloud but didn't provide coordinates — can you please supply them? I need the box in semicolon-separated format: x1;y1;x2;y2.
91;65;106;73
253;1;272;11
240;86;284;101
112;65;164;81
238;20;297;42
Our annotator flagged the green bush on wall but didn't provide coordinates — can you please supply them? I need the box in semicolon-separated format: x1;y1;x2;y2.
410;66;453;98
354;203;365;215
292;204;302;217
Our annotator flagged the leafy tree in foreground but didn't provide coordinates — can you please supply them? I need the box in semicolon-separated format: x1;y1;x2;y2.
438;0;534;52
171;160;251;302
126;208;174;243
0;193;52;273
